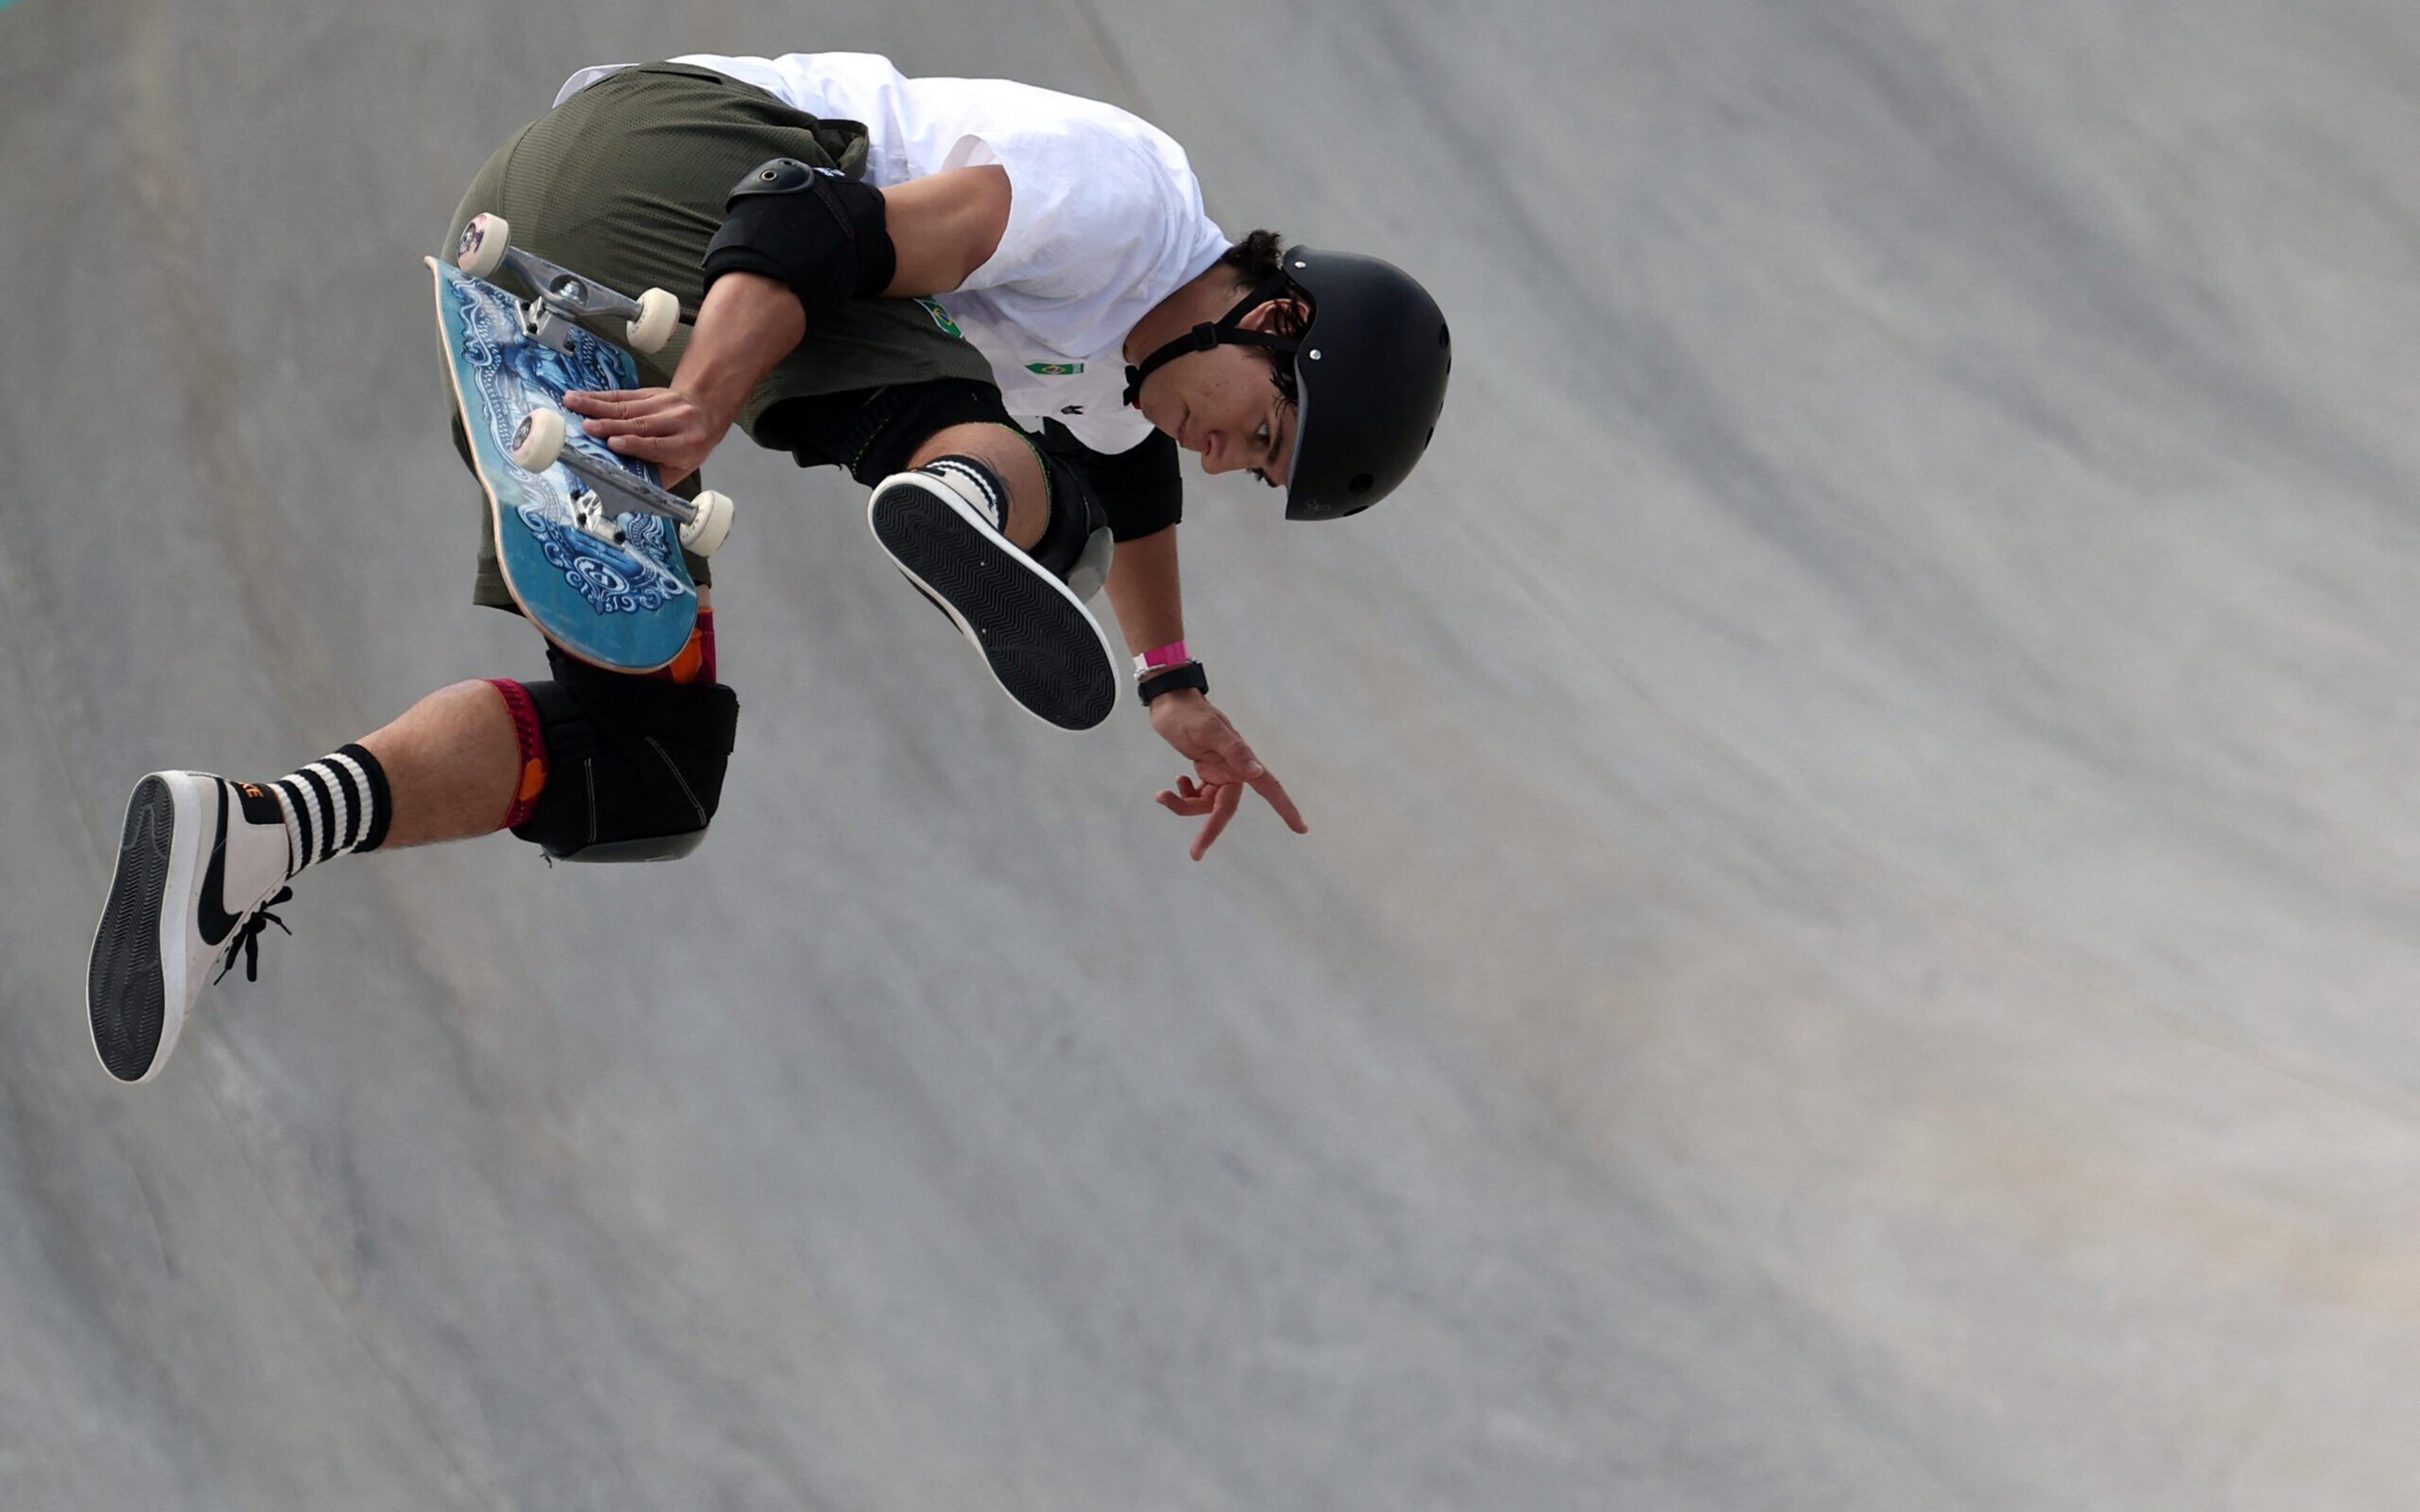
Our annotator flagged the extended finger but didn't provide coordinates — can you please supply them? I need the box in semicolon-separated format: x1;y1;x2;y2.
1190;781;1243;861
1245;766;1309;835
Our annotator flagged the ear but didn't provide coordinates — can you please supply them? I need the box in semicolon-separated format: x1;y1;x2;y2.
1236;297;1311;335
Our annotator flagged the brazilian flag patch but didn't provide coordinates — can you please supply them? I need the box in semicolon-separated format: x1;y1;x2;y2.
1025;362;1085;376
914;298;964;338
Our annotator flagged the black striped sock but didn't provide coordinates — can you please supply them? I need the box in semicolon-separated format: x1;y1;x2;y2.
921;456;1008;531
268;743;392;880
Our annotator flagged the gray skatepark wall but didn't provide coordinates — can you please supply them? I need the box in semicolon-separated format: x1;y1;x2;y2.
6;1;2419;1507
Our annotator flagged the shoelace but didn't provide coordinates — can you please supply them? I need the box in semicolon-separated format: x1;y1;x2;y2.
213;888;294;985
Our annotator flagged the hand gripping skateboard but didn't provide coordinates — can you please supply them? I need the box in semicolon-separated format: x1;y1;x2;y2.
429;214;736;672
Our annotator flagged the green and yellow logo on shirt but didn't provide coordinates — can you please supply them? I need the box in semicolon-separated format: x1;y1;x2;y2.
1025;362;1085;376
914;299;964;338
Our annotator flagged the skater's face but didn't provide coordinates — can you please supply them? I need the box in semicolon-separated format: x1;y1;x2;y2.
1134;298;1308;490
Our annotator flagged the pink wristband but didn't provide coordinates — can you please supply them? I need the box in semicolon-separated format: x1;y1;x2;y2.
1132;639;1189;678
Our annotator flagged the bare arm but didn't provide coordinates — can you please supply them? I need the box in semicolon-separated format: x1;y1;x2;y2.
669;271;807;421
1103;524;1184;655
879;165;1012;296
566;270;804;485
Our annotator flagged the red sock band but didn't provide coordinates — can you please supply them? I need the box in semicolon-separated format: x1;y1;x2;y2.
486;679;548;829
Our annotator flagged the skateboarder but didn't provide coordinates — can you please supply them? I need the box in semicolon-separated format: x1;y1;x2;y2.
85;52;1453;1084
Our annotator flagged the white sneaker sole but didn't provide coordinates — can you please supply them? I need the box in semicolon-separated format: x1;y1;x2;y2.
867;472;1120;731
88;772;210;1084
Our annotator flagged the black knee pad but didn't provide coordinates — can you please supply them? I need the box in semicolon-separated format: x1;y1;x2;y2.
512;650;740;862
1035;420;1183;541
1026;444;1112;594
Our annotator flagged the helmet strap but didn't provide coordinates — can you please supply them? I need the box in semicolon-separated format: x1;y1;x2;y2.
1122;270;1301;407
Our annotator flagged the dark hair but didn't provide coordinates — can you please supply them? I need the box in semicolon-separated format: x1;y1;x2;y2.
1218;229;1310;404
1217;228;1288;285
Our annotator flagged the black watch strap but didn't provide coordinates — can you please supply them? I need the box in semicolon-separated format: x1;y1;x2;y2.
1137;662;1207;707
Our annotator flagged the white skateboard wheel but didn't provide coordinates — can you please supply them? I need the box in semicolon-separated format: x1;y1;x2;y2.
457;213;510;278
627;287;679;353
511;407;567;471
680;490;735;557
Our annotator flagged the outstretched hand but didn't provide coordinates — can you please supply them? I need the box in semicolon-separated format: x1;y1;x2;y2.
563;386;730;488
1149;690;1309;861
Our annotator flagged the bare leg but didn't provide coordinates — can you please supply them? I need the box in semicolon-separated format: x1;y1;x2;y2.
357;680;522;847
909;422;1049;548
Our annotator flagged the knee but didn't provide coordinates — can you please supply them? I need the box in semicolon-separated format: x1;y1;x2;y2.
909;422;1047;545
908;419;1030;472
509;653;740;862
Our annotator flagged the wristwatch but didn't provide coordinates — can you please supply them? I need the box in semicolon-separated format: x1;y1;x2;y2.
1137;662;1207;707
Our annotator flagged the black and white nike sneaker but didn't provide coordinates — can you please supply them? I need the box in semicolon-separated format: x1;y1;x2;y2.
868;459;1121;732
87;771;294;1084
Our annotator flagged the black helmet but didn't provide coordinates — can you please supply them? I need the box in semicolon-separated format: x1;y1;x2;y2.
1276;247;1451;520
1123;245;1451;520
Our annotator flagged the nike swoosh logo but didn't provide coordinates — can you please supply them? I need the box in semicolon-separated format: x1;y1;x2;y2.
195;782;241;948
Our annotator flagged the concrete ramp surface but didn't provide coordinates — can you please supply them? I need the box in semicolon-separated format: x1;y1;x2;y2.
4;2;2417;1508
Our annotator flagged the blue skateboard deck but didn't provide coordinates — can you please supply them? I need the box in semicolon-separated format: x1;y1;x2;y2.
429;256;697;672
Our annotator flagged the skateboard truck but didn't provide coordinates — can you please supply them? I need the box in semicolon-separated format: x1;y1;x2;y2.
509;409;735;558
454;212;681;356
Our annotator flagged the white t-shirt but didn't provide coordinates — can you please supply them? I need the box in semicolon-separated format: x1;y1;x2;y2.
556;53;1232;453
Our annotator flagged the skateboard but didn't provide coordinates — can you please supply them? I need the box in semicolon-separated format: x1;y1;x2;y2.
429;214;735;672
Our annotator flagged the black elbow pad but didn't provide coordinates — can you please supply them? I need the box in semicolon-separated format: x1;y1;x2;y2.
701;158;898;326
